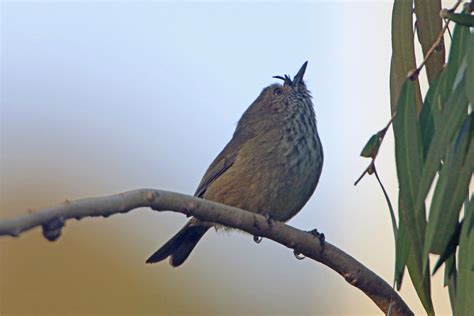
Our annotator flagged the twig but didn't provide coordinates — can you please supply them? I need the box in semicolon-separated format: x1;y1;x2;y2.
0;189;414;316
409;0;463;80
446;23;453;40
354;161;374;186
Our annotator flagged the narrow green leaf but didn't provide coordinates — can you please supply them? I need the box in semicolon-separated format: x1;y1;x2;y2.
390;0;422;113
445;8;471;97
466;33;474;106
414;75;469;227
444;253;457;316
456;195;474;316
424;113;473;260
444;252;456;286
393;80;424;231
394;199;409;290
432;220;463;275
443;11;474;27
393;79;433;313
405;246;433;315
414;0;445;83
360;133;381;158
419;68;446;159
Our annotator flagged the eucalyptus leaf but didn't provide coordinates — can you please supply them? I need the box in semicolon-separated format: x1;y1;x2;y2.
444;253;457;316
393;79;433;314
466;33;474;105
394;202;409;290
390;0;422;113
456;195;474;316
419;68;446;159
443;11;474;27
414;76;469;229
432;220;463;276
360;133;381;158
414;0;445;83
424;113;473;261
445;8;471;97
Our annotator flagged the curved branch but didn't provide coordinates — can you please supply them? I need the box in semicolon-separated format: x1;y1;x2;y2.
0;189;413;315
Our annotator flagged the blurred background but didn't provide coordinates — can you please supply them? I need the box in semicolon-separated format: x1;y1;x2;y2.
1;1;452;315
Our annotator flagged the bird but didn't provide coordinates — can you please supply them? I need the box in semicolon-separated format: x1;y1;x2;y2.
146;61;323;267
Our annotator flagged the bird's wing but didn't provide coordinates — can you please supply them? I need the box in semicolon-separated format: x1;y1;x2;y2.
194;133;251;198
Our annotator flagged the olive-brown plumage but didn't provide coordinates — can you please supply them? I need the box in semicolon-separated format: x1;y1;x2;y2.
146;62;323;266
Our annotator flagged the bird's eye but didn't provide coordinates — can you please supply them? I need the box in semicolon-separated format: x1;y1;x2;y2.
273;88;283;95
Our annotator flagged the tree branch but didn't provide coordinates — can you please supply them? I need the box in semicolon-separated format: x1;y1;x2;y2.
0;189;413;315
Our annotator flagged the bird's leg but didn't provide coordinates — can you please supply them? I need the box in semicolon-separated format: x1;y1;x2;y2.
261;211;275;226
253;211;274;244
293;229;325;260
308;228;325;247
308;228;325;256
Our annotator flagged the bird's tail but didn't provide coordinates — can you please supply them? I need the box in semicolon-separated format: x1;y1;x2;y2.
146;221;209;267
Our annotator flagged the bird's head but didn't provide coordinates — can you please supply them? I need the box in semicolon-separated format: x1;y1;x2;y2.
237;62;314;135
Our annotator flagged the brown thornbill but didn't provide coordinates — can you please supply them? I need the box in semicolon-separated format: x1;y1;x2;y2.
146;62;323;267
